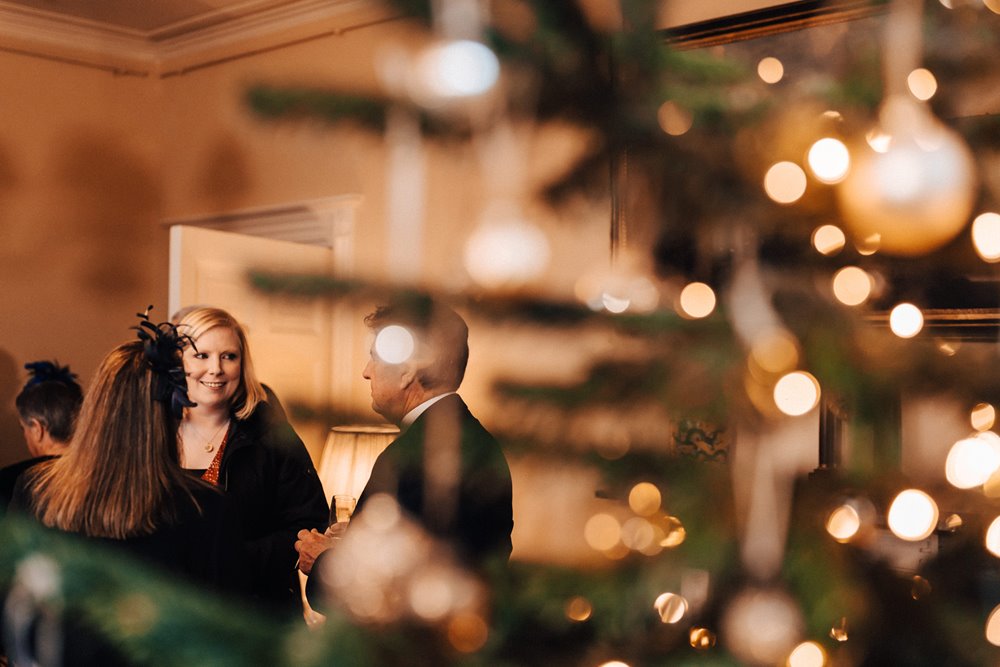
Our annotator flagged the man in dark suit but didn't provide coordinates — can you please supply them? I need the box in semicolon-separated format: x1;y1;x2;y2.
296;299;513;605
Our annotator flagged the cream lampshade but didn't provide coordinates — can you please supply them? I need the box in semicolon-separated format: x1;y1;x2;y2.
317;424;399;504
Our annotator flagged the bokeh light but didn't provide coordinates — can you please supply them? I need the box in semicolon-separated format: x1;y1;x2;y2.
584;513;621;551
416;39;500;98
830;617;849;642
855;233;881;255
807;138;850;184
678;282;716;318
972;212;1000;262
565;596;593;622
911;575;932;600
832;266;873;306
621;517;656;551
972;403;997;431
464;218;550;288
757;57;784;83
788;640;826;667
987;603;1000;645
887;489;939;541
764;161;807;204
987;0;1000;15
826;504;861;542
447;612;489;653
689;627;716;650
889;303;923;338
722;588;804;666
375;325;415;364
907;68;938;101
812;224;846;255
654;592;688;624
750;329;799;375
659;515;687;548
628;482;662;516
986;516;1000;557
773;371;820;416
945;433;1000;489
597;662;630;667
658;101;694;136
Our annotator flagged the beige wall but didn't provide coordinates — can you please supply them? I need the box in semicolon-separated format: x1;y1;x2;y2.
0;50;166;466
0;16;614;465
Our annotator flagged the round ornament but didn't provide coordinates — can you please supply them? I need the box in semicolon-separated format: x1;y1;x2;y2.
836;97;976;256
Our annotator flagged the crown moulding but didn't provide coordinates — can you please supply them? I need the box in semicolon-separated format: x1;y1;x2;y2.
0;0;397;76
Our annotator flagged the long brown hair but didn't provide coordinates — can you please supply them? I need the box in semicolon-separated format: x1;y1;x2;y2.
28;341;200;538
174;306;266;420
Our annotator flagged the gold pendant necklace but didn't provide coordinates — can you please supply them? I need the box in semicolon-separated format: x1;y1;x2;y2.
184;420;230;454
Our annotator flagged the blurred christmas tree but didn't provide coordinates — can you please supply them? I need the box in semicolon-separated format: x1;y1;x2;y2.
6;0;1000;665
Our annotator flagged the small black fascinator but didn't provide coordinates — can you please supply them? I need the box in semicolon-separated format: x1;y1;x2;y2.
24;360;78;389
133;305;197;418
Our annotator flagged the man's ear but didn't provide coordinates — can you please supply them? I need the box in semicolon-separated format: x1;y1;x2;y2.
399;365;418;389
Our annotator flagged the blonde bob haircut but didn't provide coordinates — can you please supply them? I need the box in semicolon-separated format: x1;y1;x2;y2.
174;306;267;420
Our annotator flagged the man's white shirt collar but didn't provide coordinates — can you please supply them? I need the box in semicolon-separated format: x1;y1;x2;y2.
401;392;457;430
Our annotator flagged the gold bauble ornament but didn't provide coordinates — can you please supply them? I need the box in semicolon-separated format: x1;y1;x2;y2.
837;97;977;256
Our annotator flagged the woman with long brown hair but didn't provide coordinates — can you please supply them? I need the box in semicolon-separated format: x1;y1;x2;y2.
8;311;245;664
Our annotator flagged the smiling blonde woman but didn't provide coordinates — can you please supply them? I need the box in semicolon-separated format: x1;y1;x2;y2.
174;306;328;616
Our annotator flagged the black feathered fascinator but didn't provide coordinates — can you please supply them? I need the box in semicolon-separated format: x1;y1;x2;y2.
133;306;197;418
24;360;79;389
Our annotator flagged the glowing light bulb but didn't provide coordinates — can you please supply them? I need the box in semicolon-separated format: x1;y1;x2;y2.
757;57;784;83
946;434;1000;489
678;282;716;318
972;212;1000;262
826;504;861;542
832;266;872;306
807;138;850;184
907;68;938;101
887;489;938;541
375;325;415;363
889;303;923;338
773;371;820;416
764;161;807;204
812;224;846;255
416;39;500;98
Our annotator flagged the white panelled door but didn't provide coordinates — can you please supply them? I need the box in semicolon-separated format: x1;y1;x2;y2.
168;224;335;461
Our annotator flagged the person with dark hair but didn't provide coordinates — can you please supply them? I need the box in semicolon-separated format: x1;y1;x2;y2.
297;299;513;606
0;361;83;512
5;312;246;665
173;306;328;615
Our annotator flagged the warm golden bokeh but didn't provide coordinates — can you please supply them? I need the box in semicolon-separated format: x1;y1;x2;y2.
628;482;662;516
807;137;850;183
757;56;784;83
889;303;923;338
773;371;820;416
764;161;807;204
812;224;846;255
832;266;872;306
653;592;688;624
678;282;716;319
887;489;939;541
